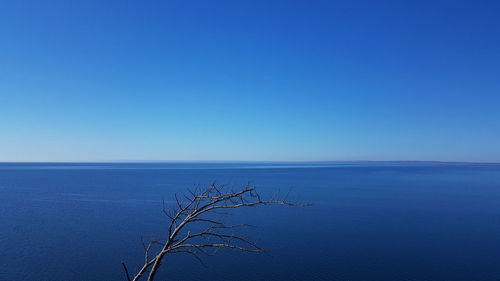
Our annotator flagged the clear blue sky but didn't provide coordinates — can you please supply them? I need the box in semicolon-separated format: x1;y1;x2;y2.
1;0;499;162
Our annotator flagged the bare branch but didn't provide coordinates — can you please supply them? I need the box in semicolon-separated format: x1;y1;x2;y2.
125;183;305;281
121;261;131;281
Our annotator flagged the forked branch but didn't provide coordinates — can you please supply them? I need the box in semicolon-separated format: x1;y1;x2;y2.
123;183;305;281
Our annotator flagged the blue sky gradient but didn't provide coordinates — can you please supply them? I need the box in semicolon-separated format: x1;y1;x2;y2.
1;0;499;162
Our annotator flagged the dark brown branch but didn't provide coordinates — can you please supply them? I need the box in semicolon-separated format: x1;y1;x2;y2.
121;261;131;281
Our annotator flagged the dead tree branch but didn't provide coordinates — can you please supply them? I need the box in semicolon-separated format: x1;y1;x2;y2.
124;182;306;281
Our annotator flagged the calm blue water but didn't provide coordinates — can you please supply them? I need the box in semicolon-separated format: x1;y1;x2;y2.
1;162;500;281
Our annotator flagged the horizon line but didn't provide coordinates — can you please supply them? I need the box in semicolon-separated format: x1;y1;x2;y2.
1;160;499;164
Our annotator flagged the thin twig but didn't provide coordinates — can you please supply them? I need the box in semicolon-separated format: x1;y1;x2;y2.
121;261;131;281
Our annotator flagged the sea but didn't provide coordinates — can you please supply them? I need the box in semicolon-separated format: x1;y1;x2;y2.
1;162;500;281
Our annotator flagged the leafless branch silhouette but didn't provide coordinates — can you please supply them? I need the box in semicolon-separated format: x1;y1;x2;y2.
122;182;307;281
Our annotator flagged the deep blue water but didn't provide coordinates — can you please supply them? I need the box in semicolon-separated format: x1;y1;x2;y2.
1;162;500;281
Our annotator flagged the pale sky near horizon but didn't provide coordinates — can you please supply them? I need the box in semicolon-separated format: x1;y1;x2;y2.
1;0;499;162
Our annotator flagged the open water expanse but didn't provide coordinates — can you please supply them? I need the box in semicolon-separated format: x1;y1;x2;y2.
1;162;500;281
